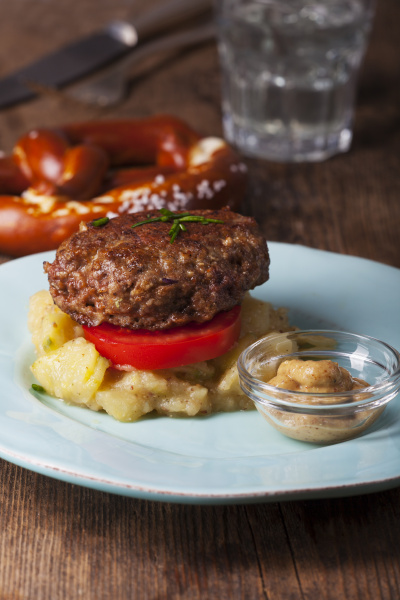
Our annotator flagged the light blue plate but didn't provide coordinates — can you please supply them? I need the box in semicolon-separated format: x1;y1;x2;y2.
1;243;399;504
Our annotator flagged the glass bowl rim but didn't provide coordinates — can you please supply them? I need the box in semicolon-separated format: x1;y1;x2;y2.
237;329;400;412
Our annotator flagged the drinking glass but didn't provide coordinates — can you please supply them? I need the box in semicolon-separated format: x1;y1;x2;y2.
215;0;376;162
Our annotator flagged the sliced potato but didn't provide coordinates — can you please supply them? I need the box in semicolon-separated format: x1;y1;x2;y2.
31;337;109;409
240;293;293;338
28;290;83;356
96;368;210;421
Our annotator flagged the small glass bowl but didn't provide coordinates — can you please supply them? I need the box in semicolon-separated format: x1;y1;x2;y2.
237;330;400;444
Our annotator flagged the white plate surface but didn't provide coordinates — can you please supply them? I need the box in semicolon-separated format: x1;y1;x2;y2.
1;243;399;504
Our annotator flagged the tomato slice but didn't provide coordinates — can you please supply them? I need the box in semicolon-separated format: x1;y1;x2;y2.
82;305;241;370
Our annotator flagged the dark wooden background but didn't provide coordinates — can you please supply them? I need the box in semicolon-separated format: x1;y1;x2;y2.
0;0;399;598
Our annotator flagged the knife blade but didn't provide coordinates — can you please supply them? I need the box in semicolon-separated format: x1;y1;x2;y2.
0;0;212;110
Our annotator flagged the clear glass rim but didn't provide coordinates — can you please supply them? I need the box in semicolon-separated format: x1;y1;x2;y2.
237;330;400;412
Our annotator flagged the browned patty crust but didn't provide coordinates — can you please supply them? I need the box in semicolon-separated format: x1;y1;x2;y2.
44;208;270;330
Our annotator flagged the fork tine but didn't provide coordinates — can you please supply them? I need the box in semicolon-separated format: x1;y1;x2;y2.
67;22;216;107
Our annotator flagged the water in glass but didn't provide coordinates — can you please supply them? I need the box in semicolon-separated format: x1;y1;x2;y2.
217;0;375;161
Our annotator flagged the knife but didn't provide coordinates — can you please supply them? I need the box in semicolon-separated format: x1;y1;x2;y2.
0;0;212;110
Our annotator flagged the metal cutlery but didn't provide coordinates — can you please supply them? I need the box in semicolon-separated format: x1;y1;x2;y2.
0;0;212;109
67;21;216;107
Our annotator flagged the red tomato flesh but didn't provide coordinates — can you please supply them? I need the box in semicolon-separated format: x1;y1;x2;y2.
82;305;241;371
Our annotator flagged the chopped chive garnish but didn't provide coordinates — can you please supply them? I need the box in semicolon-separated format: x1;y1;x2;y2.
131;210;224;243
91;217;109;227
32;383;45;393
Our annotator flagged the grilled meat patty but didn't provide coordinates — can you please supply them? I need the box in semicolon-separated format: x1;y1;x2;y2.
44;208;270;330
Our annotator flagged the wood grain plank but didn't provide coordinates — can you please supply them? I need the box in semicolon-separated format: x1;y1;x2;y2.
279;493;400;600
1;461;303;599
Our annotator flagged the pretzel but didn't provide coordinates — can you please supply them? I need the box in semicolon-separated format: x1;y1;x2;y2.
0;115;248;256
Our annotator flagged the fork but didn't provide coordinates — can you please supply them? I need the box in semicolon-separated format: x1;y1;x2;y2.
67;21;216;108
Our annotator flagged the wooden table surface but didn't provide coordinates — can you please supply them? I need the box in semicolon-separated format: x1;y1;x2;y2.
0;1;399;598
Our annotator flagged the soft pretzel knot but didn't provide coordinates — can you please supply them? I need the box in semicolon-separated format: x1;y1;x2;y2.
0;115;248;256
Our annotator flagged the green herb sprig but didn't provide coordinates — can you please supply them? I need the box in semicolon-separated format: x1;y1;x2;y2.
32;383;45;393
131;209;224;243
91;217;110;227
